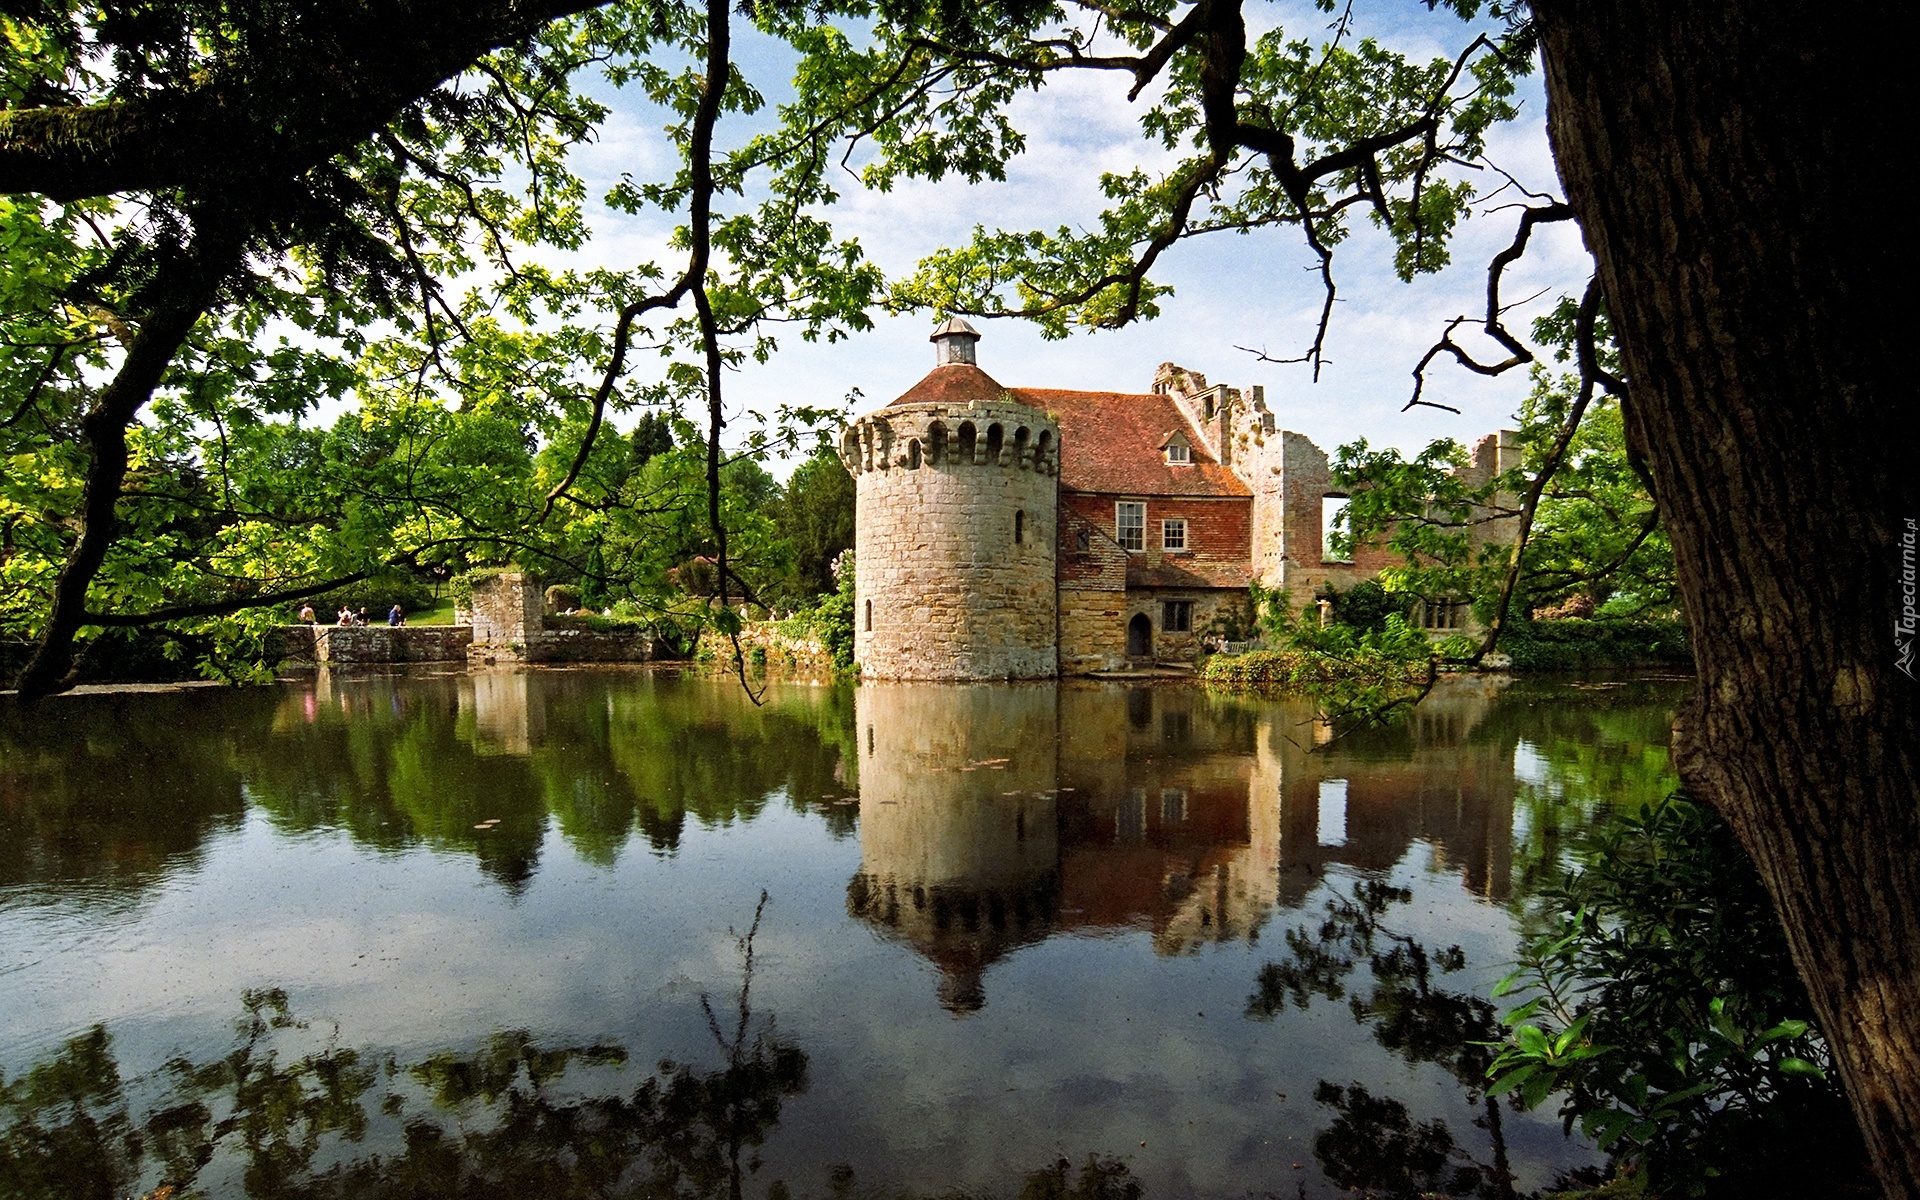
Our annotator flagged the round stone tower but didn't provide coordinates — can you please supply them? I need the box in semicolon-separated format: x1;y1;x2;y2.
839;320;1060;679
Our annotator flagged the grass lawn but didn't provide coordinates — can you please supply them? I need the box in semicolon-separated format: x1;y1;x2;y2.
408;600;459;626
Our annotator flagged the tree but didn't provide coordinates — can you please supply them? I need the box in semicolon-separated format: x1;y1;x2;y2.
1333;299;1676;639
1532;9;1917;1190
855;4;1920;1188
767;447;855;608
1;0;887;696
6;0;1914;1187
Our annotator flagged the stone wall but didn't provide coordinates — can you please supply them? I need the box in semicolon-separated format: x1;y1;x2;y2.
1058;509;1128;673
468;572;543;645
842;399;1060;680
462;572;653;664
275;624;475;665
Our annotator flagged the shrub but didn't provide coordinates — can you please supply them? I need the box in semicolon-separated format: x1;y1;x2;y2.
450;566;514;607
1500;618;1691;671
1489;793;1870;1198
1327;579;1412;634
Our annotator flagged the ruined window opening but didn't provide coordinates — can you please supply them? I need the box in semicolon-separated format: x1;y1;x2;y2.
1075;528;1091;553
1014;510;1024;543
864;599;873;631
986;423;1005;464
1116;502;1145;552
1013;426;1031;468
1035;429;1053;471
1162;518;1187;552
1162;600;1193;632
1204;394;1216;420
1165;440;1190;464
1322;494;1353;563
927;421;947;465
907;438;921;469
957;421;977;463
1420;600;1466;631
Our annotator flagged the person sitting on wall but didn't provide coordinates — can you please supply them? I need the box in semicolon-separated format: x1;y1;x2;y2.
388;605;405;627
298;604;316;624
336;605;355;626
356;607;371;626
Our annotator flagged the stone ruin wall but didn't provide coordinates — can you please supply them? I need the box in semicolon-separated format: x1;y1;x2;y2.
468;571;544;646
842;399;1061;680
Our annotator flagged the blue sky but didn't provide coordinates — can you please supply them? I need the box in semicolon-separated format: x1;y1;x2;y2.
554;1;1593;469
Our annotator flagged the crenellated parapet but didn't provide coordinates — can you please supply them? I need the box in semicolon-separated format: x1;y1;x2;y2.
839;400;1059;477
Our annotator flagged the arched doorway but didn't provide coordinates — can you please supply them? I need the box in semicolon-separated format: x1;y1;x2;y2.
1127;612;1153;658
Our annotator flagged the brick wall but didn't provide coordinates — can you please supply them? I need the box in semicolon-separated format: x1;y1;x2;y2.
1059;492;1252;588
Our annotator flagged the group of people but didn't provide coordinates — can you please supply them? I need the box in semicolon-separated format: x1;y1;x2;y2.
297;603;406;627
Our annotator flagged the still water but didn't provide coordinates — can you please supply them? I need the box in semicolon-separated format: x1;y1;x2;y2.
0;669;1685;1199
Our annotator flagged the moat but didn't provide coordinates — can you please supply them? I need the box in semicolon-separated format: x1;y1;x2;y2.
0;670;1688;1198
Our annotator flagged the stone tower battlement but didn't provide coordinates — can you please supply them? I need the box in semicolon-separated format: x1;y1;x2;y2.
840;397;1061;680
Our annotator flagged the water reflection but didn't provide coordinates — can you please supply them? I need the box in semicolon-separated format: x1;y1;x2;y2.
0;669;1686;1198
846;677;1649;1013
1;905;806;1200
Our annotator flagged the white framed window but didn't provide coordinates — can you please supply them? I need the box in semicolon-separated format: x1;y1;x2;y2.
1116;502;1145;551
1165;440;1191;463
1162;518;1187;552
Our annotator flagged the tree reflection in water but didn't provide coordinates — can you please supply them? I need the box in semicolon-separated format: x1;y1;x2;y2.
0;896;805;1200
1247;880;1529;1200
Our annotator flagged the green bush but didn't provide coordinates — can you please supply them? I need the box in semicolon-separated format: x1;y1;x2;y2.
1501;618;1691;671
545;611;652;634
1489;793;1871;1198
449;566;513;607
781;551;855;671
1326;579;1412;634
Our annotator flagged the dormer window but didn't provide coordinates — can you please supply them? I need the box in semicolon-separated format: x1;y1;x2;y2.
1166;441;1190;464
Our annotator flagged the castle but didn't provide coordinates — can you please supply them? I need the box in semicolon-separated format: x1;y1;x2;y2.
839;320;1519;678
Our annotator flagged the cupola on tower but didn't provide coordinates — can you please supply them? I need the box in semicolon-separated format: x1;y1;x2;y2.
838;320;1061;679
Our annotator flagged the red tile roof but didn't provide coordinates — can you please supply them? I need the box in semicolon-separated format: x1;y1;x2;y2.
887;363;1029;409
1012;388;1250;498
1127;557;1252;590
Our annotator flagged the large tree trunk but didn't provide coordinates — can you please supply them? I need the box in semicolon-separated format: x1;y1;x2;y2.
1533;3;1920;1194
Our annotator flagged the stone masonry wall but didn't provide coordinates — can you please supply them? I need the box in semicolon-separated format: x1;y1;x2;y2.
842;399;1060;680
469;572;543;645
1058;508;1128;673
290;624;475;665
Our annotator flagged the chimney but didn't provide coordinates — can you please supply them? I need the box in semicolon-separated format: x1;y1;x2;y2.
931;317;981;366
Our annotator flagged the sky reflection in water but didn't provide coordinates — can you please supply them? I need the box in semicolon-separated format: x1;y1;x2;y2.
0;669;1686;1199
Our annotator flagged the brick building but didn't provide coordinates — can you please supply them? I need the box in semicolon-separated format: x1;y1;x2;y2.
839;320;1518;678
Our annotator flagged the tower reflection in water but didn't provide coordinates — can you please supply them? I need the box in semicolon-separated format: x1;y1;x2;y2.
847;678;1518;1013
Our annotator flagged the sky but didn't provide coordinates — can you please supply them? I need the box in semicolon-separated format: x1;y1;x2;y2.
502;0;1592;472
